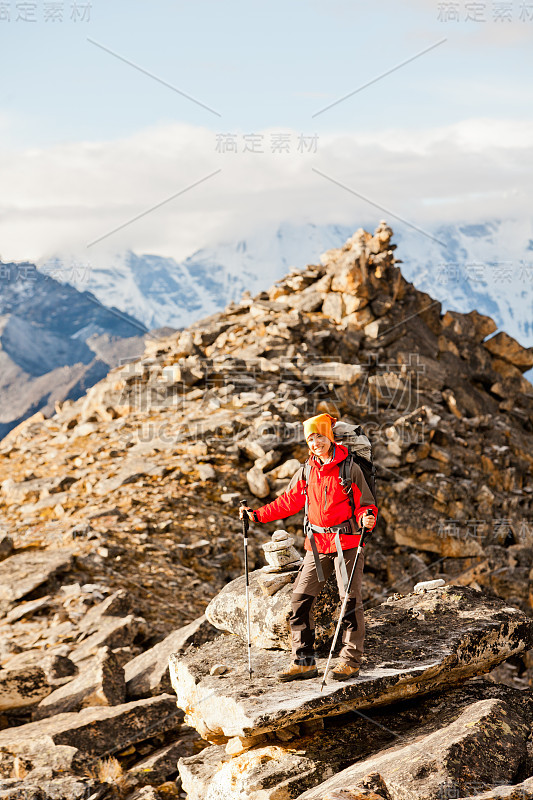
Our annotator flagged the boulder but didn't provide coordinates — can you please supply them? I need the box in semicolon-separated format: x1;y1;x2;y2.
0;694;182;773
0;666;51;711
0;549;74;604
124;614;217;698
179;682;532;800
394;524;485;558
197;463;216;481
171;586;533;743
466;309;498;341
204;566;341;650
33;646;125;719
298;698;530;800
246;467;270;498
267;459;301;481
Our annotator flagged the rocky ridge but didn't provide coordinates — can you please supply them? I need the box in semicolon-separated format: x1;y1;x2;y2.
0;223;531;798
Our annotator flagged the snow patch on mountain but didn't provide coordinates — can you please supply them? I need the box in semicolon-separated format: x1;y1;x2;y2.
40;219;533;359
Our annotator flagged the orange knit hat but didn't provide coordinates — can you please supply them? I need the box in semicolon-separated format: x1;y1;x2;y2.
303;413;337;443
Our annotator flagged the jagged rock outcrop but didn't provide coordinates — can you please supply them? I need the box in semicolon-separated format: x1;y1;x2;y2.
296;699;531;800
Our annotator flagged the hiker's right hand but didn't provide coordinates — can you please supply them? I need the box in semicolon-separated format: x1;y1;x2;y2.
239;505;256;522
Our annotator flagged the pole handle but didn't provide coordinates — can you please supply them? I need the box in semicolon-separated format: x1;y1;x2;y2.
239;499;250;535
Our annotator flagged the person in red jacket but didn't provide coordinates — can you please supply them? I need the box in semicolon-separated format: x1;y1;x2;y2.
240;413;377;683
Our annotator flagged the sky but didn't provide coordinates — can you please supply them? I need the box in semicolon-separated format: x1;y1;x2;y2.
0;0;532;262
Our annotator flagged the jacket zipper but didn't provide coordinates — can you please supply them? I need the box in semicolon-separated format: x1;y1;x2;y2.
324;485;327;510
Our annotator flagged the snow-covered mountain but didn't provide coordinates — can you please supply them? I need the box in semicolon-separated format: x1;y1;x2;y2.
40;218;533;348
0;262;159;439
393;220;533;346
39;223;354;331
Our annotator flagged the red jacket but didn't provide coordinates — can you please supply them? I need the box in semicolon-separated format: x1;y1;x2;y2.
255;444;378;553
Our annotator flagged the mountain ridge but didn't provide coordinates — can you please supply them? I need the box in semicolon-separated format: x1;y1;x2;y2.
39;217;533;360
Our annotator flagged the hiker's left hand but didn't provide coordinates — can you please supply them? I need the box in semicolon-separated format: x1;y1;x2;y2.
361;512;376;530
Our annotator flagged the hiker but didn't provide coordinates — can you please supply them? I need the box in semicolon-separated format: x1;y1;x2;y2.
240;413;377;683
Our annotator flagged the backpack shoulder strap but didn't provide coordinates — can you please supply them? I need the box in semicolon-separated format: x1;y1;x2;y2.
338;453;356;516
303;457;312;529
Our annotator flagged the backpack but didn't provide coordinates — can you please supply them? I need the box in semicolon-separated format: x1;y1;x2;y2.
303;421;378;523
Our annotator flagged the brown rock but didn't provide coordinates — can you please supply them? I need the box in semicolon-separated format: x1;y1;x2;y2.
467;309;498;341
0;549;74;604
0;666;51;712
394;524;485;558
484;332;533;371
246;466;270;499
298;698;530;800
204;566;341;651
72;615;144;665
33;646;125;719
179;683;532;800
0;694;182;773
124;615;217;699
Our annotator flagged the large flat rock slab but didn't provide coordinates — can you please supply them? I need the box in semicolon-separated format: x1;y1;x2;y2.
178;683;533;800
0;694;181;773
297;697;530;800
170;586;533;742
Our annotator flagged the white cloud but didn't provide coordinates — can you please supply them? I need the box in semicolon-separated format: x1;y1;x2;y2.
0;118;531;264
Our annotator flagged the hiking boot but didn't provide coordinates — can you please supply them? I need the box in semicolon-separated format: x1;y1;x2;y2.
276;661;318;682
327;661;360;682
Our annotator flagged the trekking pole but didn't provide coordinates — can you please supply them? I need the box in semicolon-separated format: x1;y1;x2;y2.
240;500;253;682
320;526;368;692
